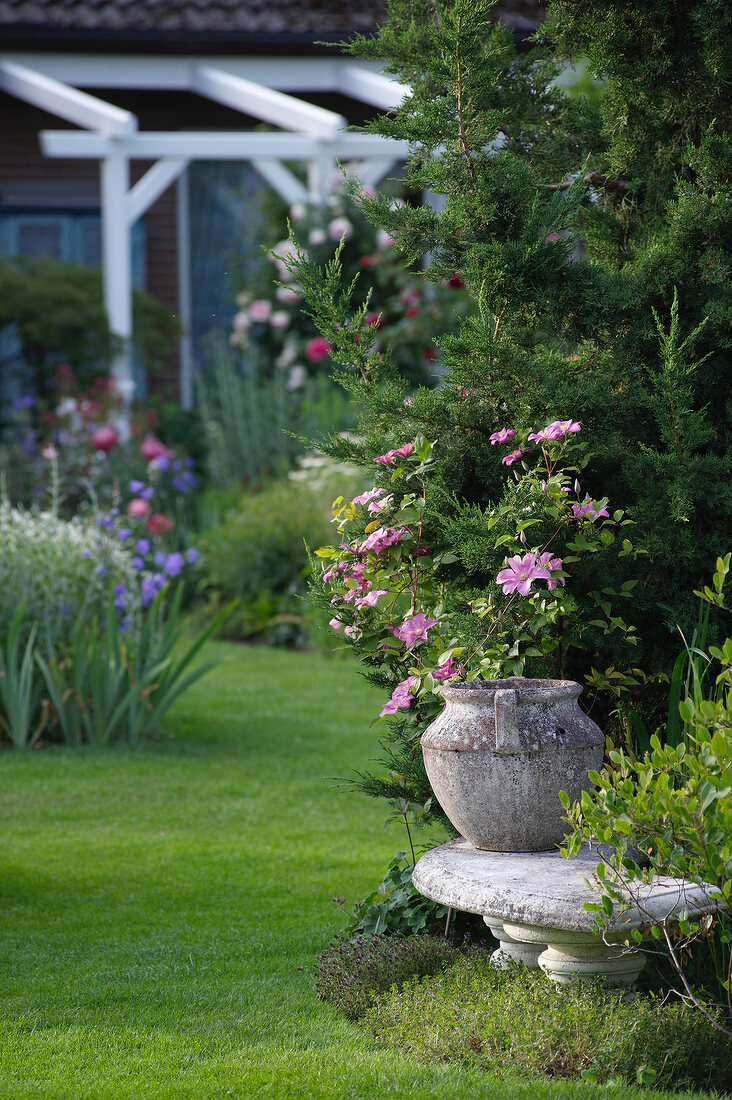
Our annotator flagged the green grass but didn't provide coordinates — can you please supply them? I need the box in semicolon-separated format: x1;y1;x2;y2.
0;644;721;1099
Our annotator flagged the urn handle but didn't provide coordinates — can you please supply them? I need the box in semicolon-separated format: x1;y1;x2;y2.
493;688;521;753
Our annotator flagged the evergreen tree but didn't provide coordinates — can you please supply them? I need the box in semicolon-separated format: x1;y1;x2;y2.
293;0;732;747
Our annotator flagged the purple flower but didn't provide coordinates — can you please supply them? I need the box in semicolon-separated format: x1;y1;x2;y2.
393;612;438;649
155;552;166;568
490;427;517;445
152;455;170;472
172;476;189;494
140;486;155;500
172;460;183;471
572;498;609;521
60;603;72;618
82;549;92;559
496;552;552;596
141;576;157;607
164;552;185;578
117;528;132;542
185;548;199;564
132;556;144;570
96;565;108;578
135;538;150;555
14;395;34;410
96;515;114;530
129;479;145;493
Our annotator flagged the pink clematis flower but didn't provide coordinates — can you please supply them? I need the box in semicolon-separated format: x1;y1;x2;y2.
380;675;419;717
368;493;394;515
490;427;517;445
496;552;552;596
352;486;386;506
537;552;566;590
354;589;388;609
529;420;582;444
432;656;459;683
360;526;409;554
572;499;609;521
374;442;414;465
393;612;438;648
501;449;527;467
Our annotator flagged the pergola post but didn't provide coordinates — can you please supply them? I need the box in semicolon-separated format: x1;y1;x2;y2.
100;147;134;420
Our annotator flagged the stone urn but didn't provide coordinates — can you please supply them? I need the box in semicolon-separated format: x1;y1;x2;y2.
420;678;604;852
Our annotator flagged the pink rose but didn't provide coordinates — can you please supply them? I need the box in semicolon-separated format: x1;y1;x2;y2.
140;434;172;463
305;337;332;363
128;498;150;518
91;424;119;453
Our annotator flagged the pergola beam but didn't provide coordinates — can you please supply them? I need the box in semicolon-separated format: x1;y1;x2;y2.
250;159;308;205
125;157;188;227
337;64;409;111
39;129;411;160
193;66;346;139
0;59;137;137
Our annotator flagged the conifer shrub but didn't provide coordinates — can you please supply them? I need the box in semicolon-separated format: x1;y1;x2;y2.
289;0;732;740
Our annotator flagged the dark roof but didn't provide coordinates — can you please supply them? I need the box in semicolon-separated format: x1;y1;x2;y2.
0;0;545;51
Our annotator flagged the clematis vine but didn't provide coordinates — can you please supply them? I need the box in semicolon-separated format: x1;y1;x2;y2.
315;428;637;732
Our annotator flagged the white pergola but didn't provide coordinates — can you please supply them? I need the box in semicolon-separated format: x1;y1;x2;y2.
0;53;410;407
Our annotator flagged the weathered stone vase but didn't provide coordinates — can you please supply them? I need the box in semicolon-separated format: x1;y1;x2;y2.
420;678;604;852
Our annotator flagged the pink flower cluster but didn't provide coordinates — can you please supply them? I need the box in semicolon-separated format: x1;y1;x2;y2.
528;420;582;444
496;551;565;596
361;526;409;554
374;443;414;465
380;676;419;717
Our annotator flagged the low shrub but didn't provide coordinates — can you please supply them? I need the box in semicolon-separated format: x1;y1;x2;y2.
201;460;365;645
314;933;461;1020
364;952;732;1092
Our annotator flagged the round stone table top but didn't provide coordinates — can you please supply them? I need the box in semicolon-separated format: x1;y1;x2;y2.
412;838;719;935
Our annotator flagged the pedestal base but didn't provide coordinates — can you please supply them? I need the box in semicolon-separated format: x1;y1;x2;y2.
503;921;646;986
412;838;718;989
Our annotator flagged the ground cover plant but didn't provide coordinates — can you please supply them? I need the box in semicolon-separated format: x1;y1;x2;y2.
364;951;732;1093
0;644;722;1100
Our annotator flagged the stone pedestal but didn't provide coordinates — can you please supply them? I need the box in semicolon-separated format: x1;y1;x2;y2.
412;839;719;986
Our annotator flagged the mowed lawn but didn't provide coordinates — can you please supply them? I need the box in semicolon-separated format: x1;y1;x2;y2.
0;645;716;1099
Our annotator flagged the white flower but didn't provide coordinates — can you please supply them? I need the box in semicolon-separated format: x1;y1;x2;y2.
377;228;396;250
270;310;291;331
289;202;307;221
248;300;272;323
276;286;301;305
308;228;327;247
277;342;299;368
328;217;353;241
287;365;307;390
232;310;251;331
